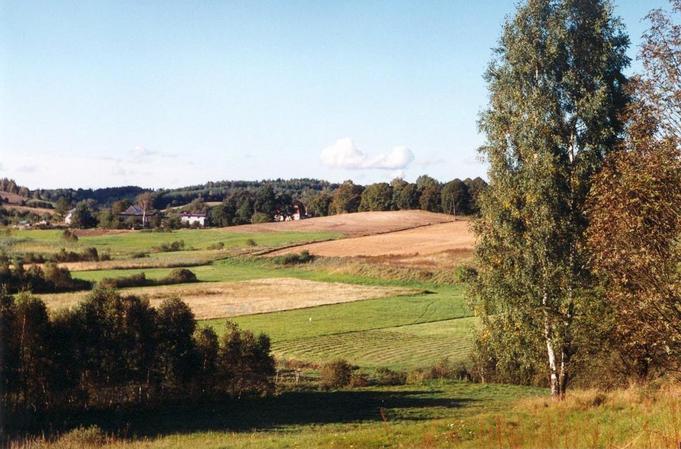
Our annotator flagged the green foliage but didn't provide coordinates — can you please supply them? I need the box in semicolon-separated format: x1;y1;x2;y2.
473;0;630;396
453;265;477;284
418;185;441;212
251;212;272;224
272;250;315;265
0;290;276;424
440;179;470;215
99;268;198;289
394;183;420;210
358;183;393;211
69;202;98;229
153;240;185;252
330;180;363;214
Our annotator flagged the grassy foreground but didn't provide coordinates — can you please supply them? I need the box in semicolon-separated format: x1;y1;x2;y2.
16;381;681;449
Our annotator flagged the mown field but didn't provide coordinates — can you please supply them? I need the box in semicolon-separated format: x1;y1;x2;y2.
0;216;562;449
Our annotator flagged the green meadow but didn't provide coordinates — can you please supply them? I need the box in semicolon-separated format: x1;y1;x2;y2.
2;228;340;257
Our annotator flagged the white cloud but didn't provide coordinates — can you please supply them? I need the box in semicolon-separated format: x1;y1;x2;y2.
320;138;415;170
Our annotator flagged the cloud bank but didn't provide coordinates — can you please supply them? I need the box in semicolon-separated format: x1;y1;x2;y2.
320;138;414;170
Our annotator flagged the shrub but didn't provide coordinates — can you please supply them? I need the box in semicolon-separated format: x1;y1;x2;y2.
62;229;78;242
245;238;257;247
373;367;407;386
407;358;472;384
99;272;149;289
273;250;315;266
207;242;225;250
164;268;198;284
154;240;185;252
131;251;148;258
320;359;353;389
99;269;198;289
349;372;370;388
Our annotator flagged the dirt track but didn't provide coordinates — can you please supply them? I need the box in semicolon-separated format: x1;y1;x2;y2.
267;220;475;258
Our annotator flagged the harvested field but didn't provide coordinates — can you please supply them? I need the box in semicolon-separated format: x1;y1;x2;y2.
41;278;420;320
268;221;475;260
2;204;56;216
227;210;455;236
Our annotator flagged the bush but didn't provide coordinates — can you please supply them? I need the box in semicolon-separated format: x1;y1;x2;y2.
98;269;198;289
52;247;101;263
373;367;407;386
131;251;148;258
273;250;315;265
320;359;353;389
454;265;478;284
245;238;257;247
62;229;78;242
207;242;225;250
99;272;149;289
154;240;185;252
407;358;472;384
164;268;198;284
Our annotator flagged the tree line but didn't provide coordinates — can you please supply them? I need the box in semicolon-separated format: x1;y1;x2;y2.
0;288;275;432
54;176;487;229
471;0;680;398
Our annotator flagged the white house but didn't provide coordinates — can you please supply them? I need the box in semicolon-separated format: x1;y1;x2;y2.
180;212;207;227
64;208;76;226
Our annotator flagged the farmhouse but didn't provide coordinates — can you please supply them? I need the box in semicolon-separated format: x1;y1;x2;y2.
64;208;76;225
274;200;307;222
119;205;158;227
180;211;207;227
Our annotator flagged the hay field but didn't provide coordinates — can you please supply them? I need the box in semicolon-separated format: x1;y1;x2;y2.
268;221;475;262
231;210;455;236
40;277;420;320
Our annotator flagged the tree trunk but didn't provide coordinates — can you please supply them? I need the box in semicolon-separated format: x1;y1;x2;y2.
543;293;560;397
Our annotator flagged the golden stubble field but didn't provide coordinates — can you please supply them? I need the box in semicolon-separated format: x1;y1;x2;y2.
268;220;476;268
41;277;421;320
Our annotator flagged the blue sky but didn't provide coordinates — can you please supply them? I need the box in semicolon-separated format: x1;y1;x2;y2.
0;0;668;189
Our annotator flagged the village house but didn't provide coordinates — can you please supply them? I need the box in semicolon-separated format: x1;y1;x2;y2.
180;211;207;227
64;208;76;225
274;200;306;222
119;205;158;227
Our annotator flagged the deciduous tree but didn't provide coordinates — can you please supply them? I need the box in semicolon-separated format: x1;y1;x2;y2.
473;0;629;397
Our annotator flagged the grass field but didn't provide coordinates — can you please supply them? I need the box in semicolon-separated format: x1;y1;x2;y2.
20;381;681;449
2;228;341;257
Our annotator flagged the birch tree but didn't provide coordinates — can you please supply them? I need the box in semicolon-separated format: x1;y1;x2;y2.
473;0;629;397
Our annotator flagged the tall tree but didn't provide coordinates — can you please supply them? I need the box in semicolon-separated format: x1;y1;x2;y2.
639;0;680;138
330;181;363;214
441;179;470;216
587;1;681;377
473;0;629;397
359;183;393;211
136;192;154;227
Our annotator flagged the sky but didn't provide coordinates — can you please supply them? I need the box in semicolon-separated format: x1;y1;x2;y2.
0;0;670;190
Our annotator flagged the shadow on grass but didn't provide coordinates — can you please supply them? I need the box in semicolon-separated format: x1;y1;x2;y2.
12;389;477;438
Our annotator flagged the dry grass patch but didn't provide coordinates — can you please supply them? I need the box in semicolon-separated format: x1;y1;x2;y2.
41;277;420;320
